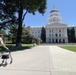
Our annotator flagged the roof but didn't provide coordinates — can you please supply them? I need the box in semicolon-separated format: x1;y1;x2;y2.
50;6;59;13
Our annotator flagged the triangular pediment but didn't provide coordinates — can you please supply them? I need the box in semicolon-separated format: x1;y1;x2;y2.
46;22;67;28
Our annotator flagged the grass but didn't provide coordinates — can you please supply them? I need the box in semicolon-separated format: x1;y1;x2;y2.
0;44;35;53
60;46;76;52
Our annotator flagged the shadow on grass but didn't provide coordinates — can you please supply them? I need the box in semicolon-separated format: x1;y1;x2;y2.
0;44;34;52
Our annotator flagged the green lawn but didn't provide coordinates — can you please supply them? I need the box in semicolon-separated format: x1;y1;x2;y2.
59;46;76;52
0;44;35;52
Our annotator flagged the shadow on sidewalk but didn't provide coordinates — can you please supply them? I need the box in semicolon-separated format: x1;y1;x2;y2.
0;62;8;67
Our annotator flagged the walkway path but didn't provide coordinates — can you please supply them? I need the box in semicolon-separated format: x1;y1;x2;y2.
0;45;76;75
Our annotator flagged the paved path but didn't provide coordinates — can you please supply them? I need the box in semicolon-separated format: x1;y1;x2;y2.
49;46;76;75
0;45;76;75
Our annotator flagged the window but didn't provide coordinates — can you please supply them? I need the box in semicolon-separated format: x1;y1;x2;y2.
49;39;51;43
55;34;58;37
52;39;54;43
59;39;61;43
59;34;61;37
38;31;40;33
63;39;65;43
49;34;51;37
49;30;51;33
59;29;61;32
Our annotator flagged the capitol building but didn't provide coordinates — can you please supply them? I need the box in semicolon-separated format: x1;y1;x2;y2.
29;6;76;43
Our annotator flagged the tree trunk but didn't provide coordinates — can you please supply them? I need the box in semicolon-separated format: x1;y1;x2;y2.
16;6;23;47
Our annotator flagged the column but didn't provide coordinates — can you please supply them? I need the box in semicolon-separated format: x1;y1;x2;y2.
46;28;49;43
64;28;67;37
52;28;54;37
61;28;62;37
58;39;59;43
54;28;55;37
51;28;52;37
62;28;65;37
46;28;49;38
61;38;63;43
57;28;59;37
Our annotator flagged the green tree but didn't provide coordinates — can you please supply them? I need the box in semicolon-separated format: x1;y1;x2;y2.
8;25;18;44
22;27;34;44
71;27;76;42
67;27;75;43
0;0;47;47
0;29;8;43
0;30;6;35
0;0;17;30
41;26;46;43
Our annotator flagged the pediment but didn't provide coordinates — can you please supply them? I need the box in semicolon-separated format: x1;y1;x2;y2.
46;22;67;28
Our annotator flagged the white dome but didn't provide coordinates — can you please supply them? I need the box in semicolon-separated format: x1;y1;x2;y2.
48;6;62;24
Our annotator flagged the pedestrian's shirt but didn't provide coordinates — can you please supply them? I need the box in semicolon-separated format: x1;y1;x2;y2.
0;38;4;44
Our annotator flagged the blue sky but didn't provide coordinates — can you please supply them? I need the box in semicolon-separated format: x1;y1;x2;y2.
23;0;76;26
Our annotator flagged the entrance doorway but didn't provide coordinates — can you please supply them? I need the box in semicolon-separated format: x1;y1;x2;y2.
52;39;54;43
59;39;61;43
56;39;58;43
63;39;65;43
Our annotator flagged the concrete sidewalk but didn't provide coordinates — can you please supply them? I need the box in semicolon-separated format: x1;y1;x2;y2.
49;46;76;75
0;45;76;75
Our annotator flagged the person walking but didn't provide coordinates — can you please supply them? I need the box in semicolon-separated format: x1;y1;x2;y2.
0;34;9;50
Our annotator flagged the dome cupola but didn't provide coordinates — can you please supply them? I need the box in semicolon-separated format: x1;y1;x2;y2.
48;6;62;24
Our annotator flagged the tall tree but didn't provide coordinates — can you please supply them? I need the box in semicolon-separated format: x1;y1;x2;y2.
67;28;71;42
0;0;47;47
67;27;76;43
71;27;76;42
41;26;46;43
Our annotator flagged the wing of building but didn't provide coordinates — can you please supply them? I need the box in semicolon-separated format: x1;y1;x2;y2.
29;6;69;43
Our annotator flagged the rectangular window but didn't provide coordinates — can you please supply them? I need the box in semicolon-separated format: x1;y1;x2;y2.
59;29;61;32
49;34;51;37
38;31;40;33
59;34;61;37
55;34;58;37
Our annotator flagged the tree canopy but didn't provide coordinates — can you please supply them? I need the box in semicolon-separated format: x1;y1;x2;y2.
0;0;17;29
0;0;47;47
67;27;76;43
41;26;46;43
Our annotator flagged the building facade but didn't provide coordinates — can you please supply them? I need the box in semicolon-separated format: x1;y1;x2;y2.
46;6;68;43
29;26;42;39
29;6;75;43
